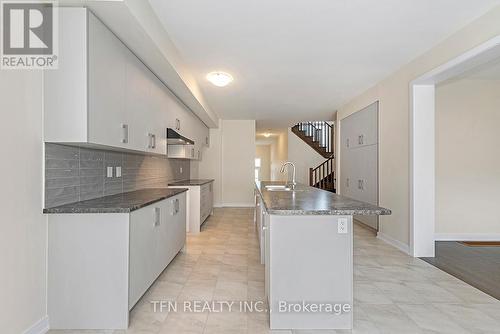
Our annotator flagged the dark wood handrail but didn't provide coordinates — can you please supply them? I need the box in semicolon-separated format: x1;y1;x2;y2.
296;121;334;156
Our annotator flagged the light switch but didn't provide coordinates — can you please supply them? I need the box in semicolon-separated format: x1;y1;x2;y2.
107;166;113;178
115;166;122;178
338;218;348;234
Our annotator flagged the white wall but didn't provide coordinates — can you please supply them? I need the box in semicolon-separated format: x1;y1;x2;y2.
270;131;288;181
255;145;271;181
336;5;500;249
0;72;48;333
198;120;256;206
435;78;500;237
287;128;326;185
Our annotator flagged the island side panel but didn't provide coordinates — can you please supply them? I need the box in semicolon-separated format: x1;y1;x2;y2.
268;215;353;330
48;213;130;329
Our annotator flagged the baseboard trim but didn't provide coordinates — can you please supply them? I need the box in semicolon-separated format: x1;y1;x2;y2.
23;316;49;334
377;232;410;255
435;233;500;241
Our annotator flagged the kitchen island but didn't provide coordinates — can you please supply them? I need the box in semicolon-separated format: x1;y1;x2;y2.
254;181;390;330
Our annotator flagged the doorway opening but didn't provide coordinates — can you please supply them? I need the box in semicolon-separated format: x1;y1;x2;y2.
410;36;500;257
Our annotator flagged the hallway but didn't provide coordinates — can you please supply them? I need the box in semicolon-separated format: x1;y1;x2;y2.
50;208;500;334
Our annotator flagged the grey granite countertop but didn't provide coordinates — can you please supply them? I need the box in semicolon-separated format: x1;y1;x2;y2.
168;179;214;186
255;181;391;216
43;188;188;214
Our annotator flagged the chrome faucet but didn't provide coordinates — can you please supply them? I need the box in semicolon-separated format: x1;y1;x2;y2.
280;161;296;188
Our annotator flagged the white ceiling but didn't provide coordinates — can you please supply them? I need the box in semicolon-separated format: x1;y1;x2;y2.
149;0;500;129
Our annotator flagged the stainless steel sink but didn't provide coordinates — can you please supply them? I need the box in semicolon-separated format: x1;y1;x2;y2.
265;185;303;192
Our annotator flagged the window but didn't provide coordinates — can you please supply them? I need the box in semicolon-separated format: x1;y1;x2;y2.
255;158;261;181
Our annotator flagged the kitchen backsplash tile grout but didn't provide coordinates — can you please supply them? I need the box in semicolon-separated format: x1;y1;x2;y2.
45;143;190;208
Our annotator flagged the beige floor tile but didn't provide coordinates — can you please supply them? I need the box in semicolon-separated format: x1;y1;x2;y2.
213;280;248;300
398;304;469;334
51;208;500;333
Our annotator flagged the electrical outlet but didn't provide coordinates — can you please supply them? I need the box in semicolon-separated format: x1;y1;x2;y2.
106;166;113;178
338;218;348;234
115;166;122;178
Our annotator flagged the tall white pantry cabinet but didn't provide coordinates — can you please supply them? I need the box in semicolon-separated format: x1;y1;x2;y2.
339;102;379;230
44;8;209;158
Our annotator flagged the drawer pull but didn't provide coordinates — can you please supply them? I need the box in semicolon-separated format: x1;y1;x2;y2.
154;207;160;226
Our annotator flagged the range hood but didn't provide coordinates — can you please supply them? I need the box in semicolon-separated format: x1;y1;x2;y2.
167;128;194;145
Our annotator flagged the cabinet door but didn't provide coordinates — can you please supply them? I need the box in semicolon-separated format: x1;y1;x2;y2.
124;52;153;152
346;102;378;149
44;8;88;143
208;182;214;213
200;184;210;222
160;193;186;269
339;118;352;197
87;12;127;148
129;203;161;309
169;193;187;260
149;75;168;155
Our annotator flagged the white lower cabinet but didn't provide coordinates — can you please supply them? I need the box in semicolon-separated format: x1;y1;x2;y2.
169;181;213;234
47;192;186;330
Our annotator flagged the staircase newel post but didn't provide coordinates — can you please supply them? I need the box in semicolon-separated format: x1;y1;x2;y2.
309;168;313;186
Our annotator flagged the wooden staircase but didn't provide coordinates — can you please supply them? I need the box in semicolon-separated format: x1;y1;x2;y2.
291;121;336;192
310;157;336;192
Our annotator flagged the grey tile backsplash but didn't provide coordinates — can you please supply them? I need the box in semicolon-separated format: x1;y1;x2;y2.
45;143;189;208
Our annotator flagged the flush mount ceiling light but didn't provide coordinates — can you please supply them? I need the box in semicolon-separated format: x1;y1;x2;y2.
206;71;233;87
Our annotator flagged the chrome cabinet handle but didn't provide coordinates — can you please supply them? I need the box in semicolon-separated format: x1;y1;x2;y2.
172;198;180;215
152;134;156;149
346;138;349;148
358;134;364;145
147;133;153;149
122;124;129;144
346;178;349;187
154;207;160;226
358;179;364;190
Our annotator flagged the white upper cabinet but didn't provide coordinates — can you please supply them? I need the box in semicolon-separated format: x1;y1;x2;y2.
87;12;128;149
44;8;207;157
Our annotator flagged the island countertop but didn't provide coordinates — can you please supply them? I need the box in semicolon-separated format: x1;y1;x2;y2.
255;181;391;216
43;188;188;214
168;179;214;186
